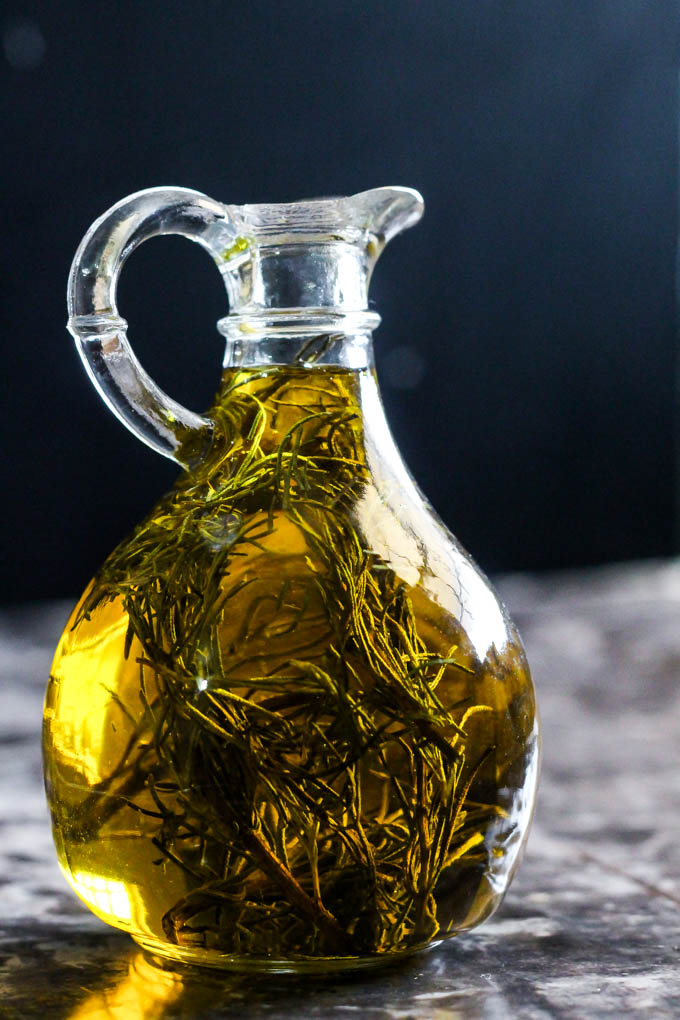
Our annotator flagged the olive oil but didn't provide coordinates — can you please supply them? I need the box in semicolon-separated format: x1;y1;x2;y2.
44;365;538;970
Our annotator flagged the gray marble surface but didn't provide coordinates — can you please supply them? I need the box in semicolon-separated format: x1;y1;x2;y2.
1;561;679;1018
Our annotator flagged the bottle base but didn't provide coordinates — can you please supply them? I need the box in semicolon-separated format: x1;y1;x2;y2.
133;934;442;975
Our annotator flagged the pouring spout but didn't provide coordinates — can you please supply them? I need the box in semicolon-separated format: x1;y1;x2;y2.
347;186;424;248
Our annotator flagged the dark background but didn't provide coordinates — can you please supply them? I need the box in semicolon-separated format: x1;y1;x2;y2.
2;1;677;603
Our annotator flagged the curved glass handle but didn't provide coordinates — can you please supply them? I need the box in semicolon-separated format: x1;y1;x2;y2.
67;187;237;465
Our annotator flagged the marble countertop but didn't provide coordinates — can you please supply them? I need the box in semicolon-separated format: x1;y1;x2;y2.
1;561;679;1018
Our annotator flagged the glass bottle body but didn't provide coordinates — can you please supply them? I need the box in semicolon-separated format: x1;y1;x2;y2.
44;355;539;972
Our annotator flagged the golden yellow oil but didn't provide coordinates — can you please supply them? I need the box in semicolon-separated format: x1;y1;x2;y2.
44;366;538;969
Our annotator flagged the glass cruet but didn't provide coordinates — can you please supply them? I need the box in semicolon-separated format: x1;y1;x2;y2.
43;185;539;973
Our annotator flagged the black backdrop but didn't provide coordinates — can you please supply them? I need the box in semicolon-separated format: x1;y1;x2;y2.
2;1;677;603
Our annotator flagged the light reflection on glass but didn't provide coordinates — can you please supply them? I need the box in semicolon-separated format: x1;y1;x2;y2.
70;870;133;921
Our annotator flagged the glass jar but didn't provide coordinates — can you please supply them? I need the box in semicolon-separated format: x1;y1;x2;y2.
43;186;539;972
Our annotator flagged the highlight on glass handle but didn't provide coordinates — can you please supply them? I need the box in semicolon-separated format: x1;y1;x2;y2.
67;187;237;465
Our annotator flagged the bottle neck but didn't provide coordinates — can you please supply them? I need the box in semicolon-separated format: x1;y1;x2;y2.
218;314;378;372
221;240;376;312
217;232;381;374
